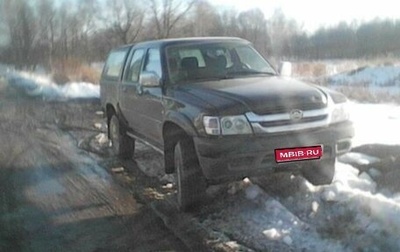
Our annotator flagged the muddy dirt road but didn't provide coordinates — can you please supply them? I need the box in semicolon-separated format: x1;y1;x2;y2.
0;94;186;251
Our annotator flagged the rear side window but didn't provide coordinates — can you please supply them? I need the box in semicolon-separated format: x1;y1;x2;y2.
102;48;129;80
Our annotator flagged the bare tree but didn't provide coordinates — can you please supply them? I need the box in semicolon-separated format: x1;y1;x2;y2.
35;0;57;70
219;9;240;37
3;0;400;68
73;0;100;61
0;0;9;49
2;0;37;68
268;8;301;59
189;0;222;36
149;0;196;39
57;2;71;62
237;8;271;56
102;0;144;45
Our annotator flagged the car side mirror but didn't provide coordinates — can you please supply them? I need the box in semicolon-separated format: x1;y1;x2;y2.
279;61;292;77
139;71;161;87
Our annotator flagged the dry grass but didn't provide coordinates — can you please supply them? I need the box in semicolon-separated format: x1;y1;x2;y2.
292;62;327;77
293;57;400;79
51;58;101;85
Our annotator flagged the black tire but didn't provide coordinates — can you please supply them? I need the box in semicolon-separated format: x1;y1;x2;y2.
302;158;336;186
109;115;134;159
174;138;206;211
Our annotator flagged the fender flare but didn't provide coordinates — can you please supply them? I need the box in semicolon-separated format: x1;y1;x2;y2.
163;111;199;174
163;111;199;137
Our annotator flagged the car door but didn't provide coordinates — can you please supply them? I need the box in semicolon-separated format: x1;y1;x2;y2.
119;47;146;132
134;48;164;147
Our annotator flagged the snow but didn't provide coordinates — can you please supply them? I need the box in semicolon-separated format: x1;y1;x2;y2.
349;102;400;147
1;68;99;100
95;133;109;146
322;164;400;239
263;228;281;240
203;183;347;251
237;160;400;250
313;98;400;247
323;163;377;201
338;152;380;165
328;65;400;88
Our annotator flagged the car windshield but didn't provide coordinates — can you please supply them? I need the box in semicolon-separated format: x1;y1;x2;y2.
166;42;276;84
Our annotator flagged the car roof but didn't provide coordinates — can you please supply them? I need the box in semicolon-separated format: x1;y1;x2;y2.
114;37;250;50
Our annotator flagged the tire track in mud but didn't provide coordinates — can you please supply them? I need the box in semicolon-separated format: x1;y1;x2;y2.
0;95;187;251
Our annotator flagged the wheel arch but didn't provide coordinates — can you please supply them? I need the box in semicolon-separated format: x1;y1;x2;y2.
163;115;197;174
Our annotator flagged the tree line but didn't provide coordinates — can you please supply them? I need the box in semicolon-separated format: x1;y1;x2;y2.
1;0;400;71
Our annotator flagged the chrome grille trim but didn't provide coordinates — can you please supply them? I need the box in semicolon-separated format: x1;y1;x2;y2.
246;108;330;133
246;108;329;122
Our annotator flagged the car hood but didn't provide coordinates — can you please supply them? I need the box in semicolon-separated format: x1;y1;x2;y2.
178;76;328;115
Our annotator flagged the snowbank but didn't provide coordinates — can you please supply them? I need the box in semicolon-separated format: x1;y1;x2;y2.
329;66;400;87
3;70;99;100
325;65;400;101
319;163;400;247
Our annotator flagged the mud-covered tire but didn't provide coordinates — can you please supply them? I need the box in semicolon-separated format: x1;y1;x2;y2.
174;138;206;211
302;158;335;185
109;115;134;159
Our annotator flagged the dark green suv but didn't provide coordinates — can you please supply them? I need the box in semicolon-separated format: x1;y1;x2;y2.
100;37;354;211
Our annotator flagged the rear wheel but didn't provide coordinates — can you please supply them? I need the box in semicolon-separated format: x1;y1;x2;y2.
174;138;206;211
302;158;336;185
109;115;134;159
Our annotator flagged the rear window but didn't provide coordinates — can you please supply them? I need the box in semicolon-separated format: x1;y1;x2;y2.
102;48;129;80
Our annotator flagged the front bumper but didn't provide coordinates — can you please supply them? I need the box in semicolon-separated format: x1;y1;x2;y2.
193;121;354;182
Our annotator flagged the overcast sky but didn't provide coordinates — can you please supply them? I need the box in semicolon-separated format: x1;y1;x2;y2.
211;0;399;32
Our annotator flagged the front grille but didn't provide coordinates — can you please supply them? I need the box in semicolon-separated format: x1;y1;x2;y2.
246;108;330;134
259;115;328;127
257;102;326;115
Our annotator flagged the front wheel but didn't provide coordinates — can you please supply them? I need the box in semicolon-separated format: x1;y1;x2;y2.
109;115;134;159
302;158;336;185
174;138;206;211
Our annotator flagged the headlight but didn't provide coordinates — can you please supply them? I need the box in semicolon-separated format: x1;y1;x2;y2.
320;87;351;124
203;115;252;135
330;98;350;123
330;102;350;124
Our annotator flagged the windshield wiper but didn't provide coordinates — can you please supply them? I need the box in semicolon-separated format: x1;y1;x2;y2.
227;70;276;77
